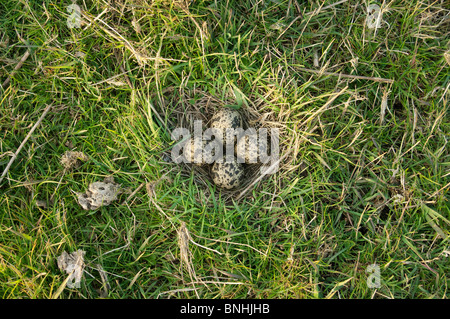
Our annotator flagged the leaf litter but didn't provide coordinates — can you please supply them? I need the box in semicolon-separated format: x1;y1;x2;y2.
76;176;122;210
56;250;86;289
60;151;89;170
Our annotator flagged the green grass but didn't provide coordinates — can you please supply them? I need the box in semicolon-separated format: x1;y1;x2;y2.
0;0;449;299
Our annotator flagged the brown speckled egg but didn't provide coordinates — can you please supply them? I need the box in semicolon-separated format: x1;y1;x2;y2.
236;133;268;164
211;157;244;189
210;108;243;146
184;139;218;166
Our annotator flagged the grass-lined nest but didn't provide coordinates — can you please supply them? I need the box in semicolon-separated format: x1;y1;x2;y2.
158;89;297;201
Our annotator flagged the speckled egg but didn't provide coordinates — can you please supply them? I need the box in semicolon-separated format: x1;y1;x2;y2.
210;108;243;146
211;157;244;189
184;139;218;165
236;133;268;164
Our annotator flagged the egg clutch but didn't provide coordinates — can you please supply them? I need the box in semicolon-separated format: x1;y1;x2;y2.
182;107;268;190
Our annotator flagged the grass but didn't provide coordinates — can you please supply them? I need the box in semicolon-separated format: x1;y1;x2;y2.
0;0;449;299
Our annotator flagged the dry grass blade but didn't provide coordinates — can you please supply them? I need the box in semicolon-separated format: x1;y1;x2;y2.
295;66;394;83
2;50;31;88
380;88;390;124
121;182;145;205
96;264;110;297
193;233;267;257
81;11;149;66
303;86;349;126
178;222;193;270
444;50;450;65
177;222;200;297
51;269;75;299
0;104;53;184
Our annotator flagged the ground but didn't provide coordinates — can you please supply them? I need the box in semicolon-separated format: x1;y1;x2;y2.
0;0;449;299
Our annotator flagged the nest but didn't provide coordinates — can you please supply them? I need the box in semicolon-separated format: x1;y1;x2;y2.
157;89;295;202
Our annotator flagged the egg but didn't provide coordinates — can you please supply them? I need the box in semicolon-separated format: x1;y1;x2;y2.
211;157;244;189
184;138;218;165
210;108;243;146
236;132;268;164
